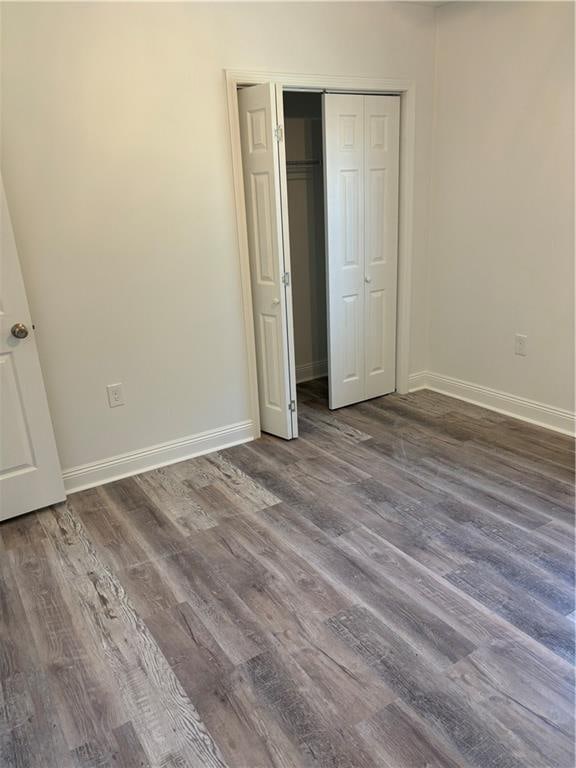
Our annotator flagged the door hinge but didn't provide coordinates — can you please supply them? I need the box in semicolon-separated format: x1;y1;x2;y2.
274;125;283;142
281;271;290;286
289;400;296;412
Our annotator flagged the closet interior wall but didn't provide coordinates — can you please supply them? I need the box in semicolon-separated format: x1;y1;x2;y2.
283;92;327;385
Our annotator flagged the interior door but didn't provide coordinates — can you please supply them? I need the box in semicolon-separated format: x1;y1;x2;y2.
323;93;400;409
238;83;297;439
323;94;365;409
364;95;400;399
0;179;65;520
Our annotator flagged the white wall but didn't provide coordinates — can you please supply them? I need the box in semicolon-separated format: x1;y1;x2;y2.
0;2;436;476
427;1;575;417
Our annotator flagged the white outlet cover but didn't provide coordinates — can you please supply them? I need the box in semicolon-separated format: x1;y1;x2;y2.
514;334;528;357
106;383;125;407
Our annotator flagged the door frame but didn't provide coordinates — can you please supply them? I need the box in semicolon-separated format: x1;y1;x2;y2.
226;69;416;435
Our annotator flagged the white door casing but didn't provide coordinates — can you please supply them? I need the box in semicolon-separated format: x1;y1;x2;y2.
323;93;400;409
238;83;297;439
0;179;65;520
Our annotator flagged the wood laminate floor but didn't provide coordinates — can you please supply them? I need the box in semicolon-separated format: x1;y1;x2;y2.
1;382;574;768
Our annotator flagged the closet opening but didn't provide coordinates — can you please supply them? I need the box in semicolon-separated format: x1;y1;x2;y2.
283;91;329;410
235;79;402;440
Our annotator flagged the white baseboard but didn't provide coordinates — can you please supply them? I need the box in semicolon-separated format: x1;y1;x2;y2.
406;370;429;392
63;420;257;494
296;359;328;384
408;371;575;436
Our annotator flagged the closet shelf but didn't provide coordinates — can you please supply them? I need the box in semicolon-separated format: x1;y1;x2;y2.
286;159;322;167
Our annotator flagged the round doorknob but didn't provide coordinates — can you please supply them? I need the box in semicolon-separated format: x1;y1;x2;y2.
272;298;280;305
11;323;29;339
365;276;372;283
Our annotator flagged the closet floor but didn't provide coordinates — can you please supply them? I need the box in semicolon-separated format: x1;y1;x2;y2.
1;380;574;768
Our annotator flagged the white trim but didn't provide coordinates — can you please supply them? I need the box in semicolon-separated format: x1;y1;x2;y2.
407;370;429;392
225;69;417;432
296;359;328;384
63;420;257;494
408;372;575;436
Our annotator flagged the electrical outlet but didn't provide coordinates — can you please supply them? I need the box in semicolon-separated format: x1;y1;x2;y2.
106;383;125;408
514;334;528;357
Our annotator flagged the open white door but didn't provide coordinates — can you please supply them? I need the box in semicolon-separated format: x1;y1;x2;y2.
0;180;65;520
323;93;400;409
238;83;297;439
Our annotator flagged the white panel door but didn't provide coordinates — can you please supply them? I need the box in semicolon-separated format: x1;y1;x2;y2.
323;94;365;409
324;93;400;409
364;95;400;399
0;179;65;520
238;83;297;439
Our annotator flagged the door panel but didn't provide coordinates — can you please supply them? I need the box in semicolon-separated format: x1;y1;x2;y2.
364;95;400;399
323;94;365;409
342;294;361;382
324;93;399;409
341;170;361;266
367;169;387;264
260;313;283;409
366;288;386;375
0;179;65;519
251;174;276;283
238;83;297;438
0;354;36;471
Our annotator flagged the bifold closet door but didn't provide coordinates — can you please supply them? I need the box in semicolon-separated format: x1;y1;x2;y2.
323;94;365;409
323;93;400;409
238;83;298;439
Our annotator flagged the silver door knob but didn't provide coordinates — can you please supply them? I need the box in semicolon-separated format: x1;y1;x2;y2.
272;298;280;305
364;276;372;283
11;323;29;339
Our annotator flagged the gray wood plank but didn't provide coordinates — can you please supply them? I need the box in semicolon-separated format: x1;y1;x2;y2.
446;562;575;661
357;702;465;768
327;605;527;768
112;722;152;768
261;504;476;667
241;648;379;768
40;503;229;768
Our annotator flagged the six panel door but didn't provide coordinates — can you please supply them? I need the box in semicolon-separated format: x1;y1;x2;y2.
323;93;400;409
238;83;298;439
